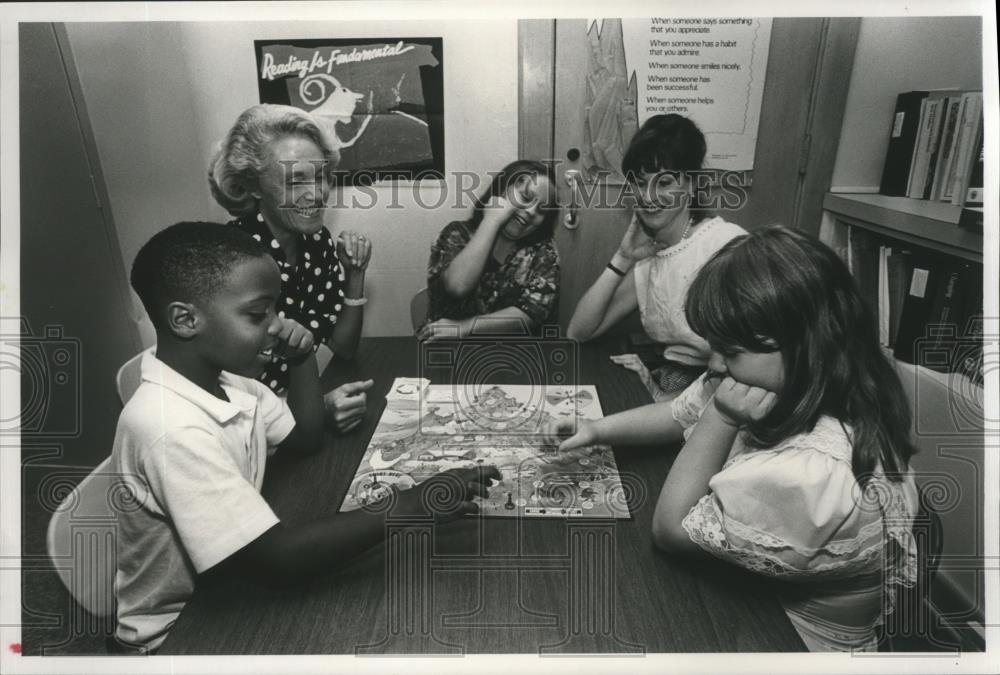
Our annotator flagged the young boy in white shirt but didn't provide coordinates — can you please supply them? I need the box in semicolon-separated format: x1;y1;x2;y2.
113;222;497;652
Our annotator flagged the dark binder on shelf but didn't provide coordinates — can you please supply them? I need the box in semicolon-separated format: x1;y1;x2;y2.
958;207;983;232
893;259;947;365
894;258;982;377
879;91;930;196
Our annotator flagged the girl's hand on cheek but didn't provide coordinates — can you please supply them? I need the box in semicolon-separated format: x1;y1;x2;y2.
712;377;777;427
481;195;517;229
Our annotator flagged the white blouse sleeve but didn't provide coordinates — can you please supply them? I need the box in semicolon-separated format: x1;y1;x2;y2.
681;427;885;580
670;372;715;438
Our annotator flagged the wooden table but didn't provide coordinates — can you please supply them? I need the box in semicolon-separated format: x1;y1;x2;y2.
159;337;805;654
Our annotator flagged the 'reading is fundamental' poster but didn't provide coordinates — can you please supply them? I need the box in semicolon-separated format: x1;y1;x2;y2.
255;37;445;181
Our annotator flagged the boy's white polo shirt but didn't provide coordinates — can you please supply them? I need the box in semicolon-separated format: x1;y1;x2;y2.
111;348;295;650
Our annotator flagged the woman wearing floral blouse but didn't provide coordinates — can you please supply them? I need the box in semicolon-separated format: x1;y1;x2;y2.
418;160;561;340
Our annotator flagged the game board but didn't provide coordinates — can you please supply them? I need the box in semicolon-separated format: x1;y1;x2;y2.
339;382;631;518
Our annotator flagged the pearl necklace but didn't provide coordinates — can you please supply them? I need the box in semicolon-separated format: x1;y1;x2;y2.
653;215;696;252
679;215;695;241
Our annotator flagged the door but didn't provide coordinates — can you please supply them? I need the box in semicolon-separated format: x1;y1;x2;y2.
520;18;859;328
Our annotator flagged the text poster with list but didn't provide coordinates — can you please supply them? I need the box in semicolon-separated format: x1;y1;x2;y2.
617;18;772;171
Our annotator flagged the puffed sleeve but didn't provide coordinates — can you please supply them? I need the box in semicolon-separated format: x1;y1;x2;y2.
681;430;883;580
670;372;715;437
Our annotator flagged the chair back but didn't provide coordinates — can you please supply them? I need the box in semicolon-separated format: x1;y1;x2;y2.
410;287;429;332
45;457;120;618
913;490;944;580
115;352;144;406
880;355;955;650
879;482;946;651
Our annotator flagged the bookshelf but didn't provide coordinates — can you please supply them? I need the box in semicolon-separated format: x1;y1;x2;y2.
821;192;982;263
819;191;983;385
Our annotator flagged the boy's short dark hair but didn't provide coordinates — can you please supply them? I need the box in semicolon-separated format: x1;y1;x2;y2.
621;114;707;178
131;221;268;328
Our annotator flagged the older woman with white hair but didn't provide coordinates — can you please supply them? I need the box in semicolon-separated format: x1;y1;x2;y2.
209;103;373;433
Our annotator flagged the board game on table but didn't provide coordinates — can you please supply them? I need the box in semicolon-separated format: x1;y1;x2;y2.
339;380;631;518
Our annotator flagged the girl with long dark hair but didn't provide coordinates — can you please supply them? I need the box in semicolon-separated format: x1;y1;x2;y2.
548;226;918;651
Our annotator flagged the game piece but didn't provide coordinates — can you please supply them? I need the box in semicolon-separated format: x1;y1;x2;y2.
384;377;430;409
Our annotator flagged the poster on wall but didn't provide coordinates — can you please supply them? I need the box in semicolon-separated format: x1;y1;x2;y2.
583;18;771;177
255;37;445;182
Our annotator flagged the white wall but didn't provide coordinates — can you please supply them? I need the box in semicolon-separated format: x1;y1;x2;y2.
66;20;518;338
830;16;982;191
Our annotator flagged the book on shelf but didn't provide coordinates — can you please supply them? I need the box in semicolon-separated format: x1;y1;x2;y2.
962;127;984;207
848;231;917;350
906;98;944;198
878;89;984;203
866;244;915;349
878;246;890;345
939;93;971;201
946;91;983;205
886;248;913;348
928;96;962;200
848;228;881;325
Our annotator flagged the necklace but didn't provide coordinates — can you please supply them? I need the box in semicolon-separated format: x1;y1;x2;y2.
652;215;696;251
677;215;695;243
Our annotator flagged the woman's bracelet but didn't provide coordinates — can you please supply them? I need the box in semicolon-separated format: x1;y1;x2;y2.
343;296;368;307
606;261;627;277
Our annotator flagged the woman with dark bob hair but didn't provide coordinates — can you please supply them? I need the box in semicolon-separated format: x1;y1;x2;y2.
418;159;561;339
568;114;746;401
209;104;373;433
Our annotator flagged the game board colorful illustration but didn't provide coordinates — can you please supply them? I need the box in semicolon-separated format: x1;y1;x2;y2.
339;382;631;518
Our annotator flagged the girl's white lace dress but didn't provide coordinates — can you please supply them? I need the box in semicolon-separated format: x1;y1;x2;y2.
672;374;919;651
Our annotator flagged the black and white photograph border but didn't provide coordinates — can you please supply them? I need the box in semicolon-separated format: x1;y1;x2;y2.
1;1;997;674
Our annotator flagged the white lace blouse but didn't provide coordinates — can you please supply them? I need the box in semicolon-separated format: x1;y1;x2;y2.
672;374;919;652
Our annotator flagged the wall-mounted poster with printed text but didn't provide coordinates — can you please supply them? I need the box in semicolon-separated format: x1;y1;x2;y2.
255;37;444;182
582;19;770;178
